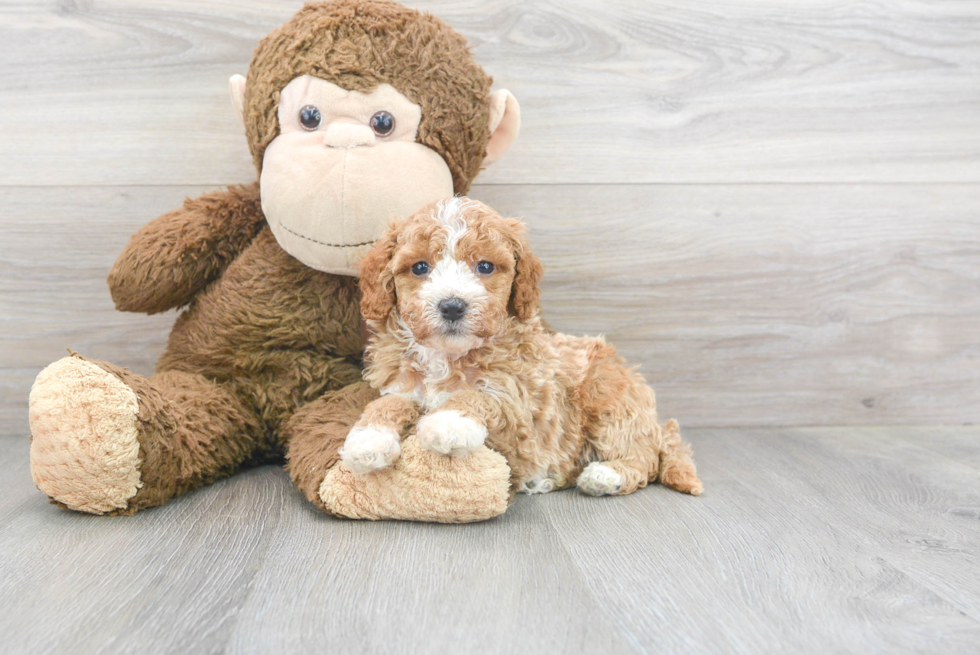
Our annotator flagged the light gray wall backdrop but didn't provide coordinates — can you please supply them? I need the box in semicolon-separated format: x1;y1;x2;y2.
2;0;978;435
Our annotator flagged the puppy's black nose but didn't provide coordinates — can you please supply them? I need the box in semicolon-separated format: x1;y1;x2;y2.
438;297;467;322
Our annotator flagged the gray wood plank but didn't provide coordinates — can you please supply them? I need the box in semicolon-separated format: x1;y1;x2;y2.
0;438;636;655
227;491;635;655
877;424;980;469
3;428;980;654
541;426;980;653
776;426;980;618
3;183;978;435
0;0;977;185
0;439;39;521
0;442;291;654
1;185;192;437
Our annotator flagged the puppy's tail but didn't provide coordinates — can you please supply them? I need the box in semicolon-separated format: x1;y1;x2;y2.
657;419;703;496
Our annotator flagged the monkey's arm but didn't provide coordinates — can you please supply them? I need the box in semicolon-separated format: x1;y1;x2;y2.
107;183;265;314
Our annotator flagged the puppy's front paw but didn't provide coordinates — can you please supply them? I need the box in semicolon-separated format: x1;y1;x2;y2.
416;410;488;458
577;462;624;496
340;426;401;474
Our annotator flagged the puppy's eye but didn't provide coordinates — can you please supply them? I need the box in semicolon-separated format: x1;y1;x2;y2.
299;105;322;131
370;111;395;136
476;261;495;275
411;261;430;276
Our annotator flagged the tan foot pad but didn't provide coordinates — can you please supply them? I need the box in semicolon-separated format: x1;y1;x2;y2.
29;357;142;514
319;436;511;523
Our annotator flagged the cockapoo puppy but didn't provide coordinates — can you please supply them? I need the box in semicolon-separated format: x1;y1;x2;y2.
340;198;703;498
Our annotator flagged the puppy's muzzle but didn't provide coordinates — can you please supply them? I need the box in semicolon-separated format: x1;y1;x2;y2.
438;297;468;323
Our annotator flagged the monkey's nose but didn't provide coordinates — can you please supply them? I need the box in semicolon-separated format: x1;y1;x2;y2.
323;123;376;148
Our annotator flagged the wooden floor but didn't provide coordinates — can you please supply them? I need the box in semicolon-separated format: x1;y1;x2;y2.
2;425;978;654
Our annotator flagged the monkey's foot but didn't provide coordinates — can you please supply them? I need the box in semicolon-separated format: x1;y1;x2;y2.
320;436;510;523
29;356;142;514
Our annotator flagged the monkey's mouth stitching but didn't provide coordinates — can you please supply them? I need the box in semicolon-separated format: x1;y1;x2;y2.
278;222;374;249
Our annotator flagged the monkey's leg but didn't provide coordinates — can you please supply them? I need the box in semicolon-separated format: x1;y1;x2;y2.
29;354;263;515
282;382;380;513
283;382;513;522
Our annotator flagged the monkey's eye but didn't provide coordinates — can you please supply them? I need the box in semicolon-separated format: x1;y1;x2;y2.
476;261;495;275
299;105;322;131
411;261;430;276
370;111;395;136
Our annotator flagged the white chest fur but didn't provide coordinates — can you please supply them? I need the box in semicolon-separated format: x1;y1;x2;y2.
381;342;464;412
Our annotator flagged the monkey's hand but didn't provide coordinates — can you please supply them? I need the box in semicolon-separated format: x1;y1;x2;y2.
107;183;265;314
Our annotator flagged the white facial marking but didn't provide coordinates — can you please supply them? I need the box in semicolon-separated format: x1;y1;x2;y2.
420;258;486;309
434;197;477;252
417;198;488;349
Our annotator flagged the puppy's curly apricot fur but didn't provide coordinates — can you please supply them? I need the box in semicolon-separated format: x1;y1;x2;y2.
347;199;703;498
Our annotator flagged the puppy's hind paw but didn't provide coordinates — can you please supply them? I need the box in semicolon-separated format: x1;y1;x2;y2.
416;410;488;458
340;426;401;474
576;462;624;496
519;477;557;495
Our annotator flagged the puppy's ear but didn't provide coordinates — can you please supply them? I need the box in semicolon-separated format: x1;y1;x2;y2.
506;220;544;322
359;226;399;321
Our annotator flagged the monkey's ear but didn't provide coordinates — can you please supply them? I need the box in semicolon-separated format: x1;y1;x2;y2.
229;74;247;127
358;231;399;321
483;90;521;166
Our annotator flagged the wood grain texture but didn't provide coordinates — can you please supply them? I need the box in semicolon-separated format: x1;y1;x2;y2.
544;426;980;653
2;183;977;435
2;427;979;654
477;183;980;428
780;426;980;618
227;490;636;655
0;0;978;185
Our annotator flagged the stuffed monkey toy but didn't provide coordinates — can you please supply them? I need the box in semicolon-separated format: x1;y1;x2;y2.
28;0;520;521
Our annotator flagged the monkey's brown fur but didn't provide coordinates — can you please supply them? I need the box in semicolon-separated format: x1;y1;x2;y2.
245;0;492;192
29;1;500;516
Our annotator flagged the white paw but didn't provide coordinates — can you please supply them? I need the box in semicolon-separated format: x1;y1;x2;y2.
519;477;557;495
416;410;487;458
576;462;624;496
339;426;401;474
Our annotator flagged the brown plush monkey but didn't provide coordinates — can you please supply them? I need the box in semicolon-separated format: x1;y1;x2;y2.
28;0;519;520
